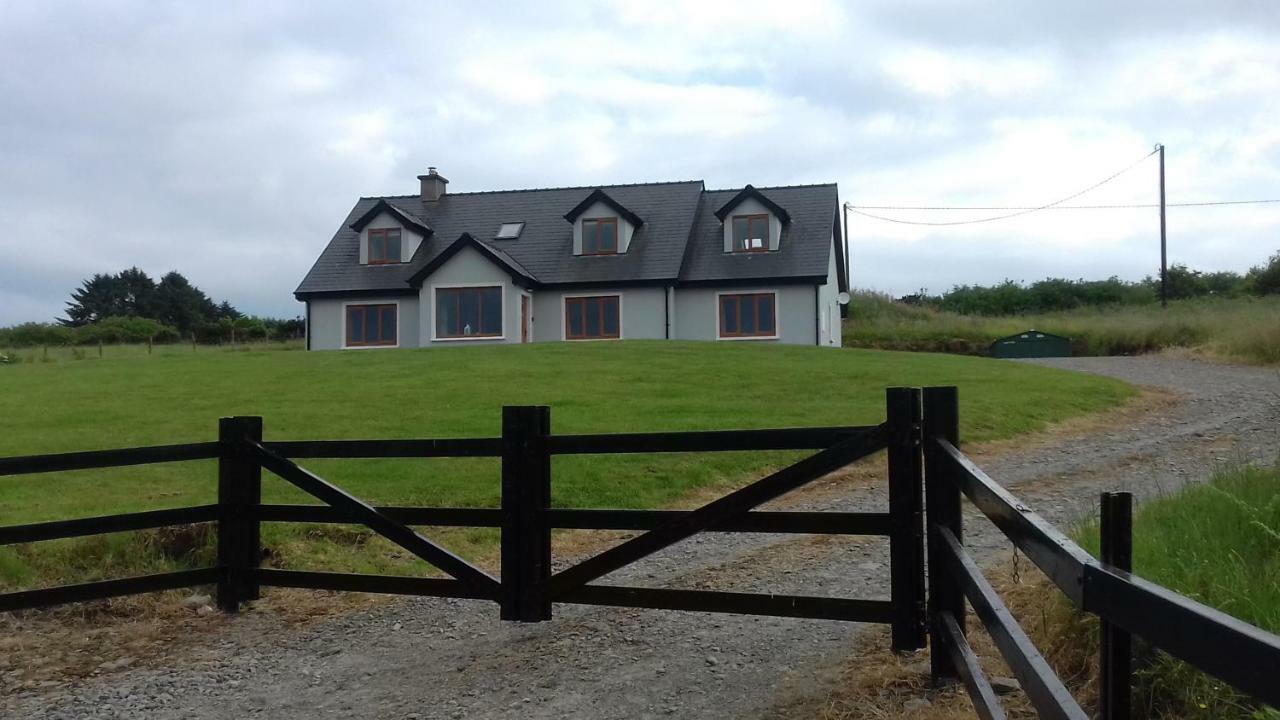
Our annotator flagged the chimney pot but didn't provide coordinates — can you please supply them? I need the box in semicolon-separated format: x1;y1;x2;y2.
418;167;449;203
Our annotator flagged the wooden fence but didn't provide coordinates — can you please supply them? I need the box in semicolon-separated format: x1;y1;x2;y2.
921;386;1280;719
2;386;1278;718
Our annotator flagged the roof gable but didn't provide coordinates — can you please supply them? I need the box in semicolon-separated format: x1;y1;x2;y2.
713;185;791;224
349;199;434;237
406;233;536;288
563;188;644;227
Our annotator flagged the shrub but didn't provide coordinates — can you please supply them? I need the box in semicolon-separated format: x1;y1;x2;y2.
0;322;75;348
74;316;180;345
1250;251;1280;296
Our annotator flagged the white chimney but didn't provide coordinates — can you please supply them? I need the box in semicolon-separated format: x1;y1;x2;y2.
418;167;449;203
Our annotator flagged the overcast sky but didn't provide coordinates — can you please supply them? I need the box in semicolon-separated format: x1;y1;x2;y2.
2;1;1278;324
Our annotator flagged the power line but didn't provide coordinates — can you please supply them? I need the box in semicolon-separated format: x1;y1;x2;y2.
848;198;1280;211
845;148;1159;226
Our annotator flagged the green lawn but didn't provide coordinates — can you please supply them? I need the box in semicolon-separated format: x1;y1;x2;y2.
0;341;1134;588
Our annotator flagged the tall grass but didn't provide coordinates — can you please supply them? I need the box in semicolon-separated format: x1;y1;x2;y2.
1038;464;1280;719
844;292;1280;365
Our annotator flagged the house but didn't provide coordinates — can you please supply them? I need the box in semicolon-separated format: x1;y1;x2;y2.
294;168;849;350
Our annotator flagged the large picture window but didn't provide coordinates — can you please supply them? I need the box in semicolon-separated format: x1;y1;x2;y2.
436;286;503;339
582;217;618;255
346;304;397;347
718;293;776;339
731;214;769;252
368;228;402;264
565;296;620;340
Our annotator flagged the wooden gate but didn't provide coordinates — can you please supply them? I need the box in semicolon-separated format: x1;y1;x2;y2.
0;388;929;651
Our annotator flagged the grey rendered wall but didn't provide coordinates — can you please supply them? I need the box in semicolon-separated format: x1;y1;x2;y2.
673;285;817;345
419;245;524;345
307;295;420;351
817;236;842;347
531;287;667;342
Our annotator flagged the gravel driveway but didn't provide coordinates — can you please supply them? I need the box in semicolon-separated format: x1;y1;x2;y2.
4;356;1277;720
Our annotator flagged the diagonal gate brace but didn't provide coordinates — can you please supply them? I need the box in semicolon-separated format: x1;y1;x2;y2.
248;441;501;598
546;424;888;598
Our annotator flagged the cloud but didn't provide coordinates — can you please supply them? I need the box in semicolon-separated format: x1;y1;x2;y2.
0;1;1276;325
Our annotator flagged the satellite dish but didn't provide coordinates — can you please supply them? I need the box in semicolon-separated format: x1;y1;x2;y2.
837;292;851;305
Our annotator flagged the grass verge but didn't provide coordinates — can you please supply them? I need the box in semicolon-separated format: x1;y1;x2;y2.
0;340;1133;593
1063;462;1280;719
844;292;1280;365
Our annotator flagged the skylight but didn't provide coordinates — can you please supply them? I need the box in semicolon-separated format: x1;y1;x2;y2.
495;222;525;240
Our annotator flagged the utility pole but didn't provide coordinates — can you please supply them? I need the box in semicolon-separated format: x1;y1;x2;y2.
1157;143;1167;308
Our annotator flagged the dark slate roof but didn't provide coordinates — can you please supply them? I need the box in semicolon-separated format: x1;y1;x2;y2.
294;180;842;297
680;184;839;285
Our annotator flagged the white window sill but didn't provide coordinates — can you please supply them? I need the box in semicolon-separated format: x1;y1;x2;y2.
432;335;506;342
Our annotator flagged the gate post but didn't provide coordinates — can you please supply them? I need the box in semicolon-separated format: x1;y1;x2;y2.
217;416;263;613
886;387;927;650
1099;491;1134;720
501;406;552;622
922;386;962;685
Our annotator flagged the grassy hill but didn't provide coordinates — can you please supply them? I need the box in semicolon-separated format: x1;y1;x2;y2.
0;341;1134;588
843;292;1280;365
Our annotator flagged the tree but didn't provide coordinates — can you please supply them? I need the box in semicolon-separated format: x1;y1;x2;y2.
62;273;127;326
60;268;237;335
215;301;242;320
150;271;221;335
116;266;158;317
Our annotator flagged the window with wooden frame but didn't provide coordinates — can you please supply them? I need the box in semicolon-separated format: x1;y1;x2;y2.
346;304;397;347
582;217;618;255
718;293;776;338
565;295;620;340
731;214;769;252
368;228;403;264
435;286;503;339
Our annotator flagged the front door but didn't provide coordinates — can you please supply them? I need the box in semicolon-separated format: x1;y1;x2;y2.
521;295;530;343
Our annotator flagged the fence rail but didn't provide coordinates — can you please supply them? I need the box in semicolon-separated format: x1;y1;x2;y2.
921;386;1280;719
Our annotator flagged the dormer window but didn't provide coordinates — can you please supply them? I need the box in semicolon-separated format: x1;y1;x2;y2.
565;189;642;256
368;228;402;264
582;217;618;255
731;214;769;253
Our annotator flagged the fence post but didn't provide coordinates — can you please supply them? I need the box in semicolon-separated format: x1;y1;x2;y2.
501;406;552;622
1099;491;1134;720
886;387;927;650
217;416;263;612
922;386;962;685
